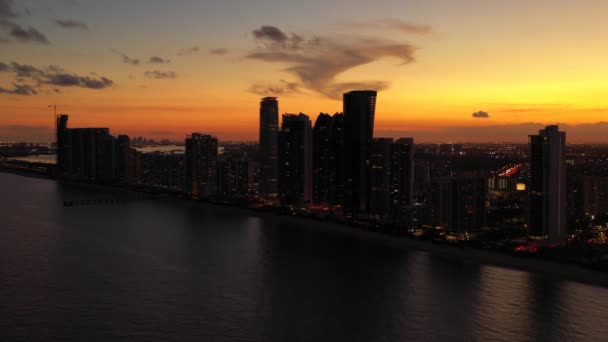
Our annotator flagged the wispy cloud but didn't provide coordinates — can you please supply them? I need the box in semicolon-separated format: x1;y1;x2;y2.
249;80;300;96
148;56;170;64
0;61;115;95
0;0;49;44
177;46;200;56
144;70;177;79
0;20;50;44
349;18;433;35
209;48;228;55
55;19;88;31
246;25;417;99
0;83;37;95
111;50;139;65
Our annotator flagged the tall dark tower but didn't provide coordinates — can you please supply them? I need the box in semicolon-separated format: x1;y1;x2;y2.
328;113;345;207
259;97;279;198
56;114;69;179
313;113;332;205
278;113;313;207
528;125;567;243
184;133;218;198
343;90;377;215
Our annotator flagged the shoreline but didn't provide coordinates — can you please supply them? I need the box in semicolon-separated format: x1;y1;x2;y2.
3;169;608;289
200;201;608;288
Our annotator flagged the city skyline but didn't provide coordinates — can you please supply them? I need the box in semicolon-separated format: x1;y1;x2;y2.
2;0;608;142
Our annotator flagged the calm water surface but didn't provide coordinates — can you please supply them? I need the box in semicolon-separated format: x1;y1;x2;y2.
1;172;607;341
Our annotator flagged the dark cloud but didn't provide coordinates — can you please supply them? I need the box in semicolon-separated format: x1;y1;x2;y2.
209;48;228;55
55;19;88;30
351;19;433;35
0;0;16;18
253;26;288;44
0;20;49;44
177;46;200;56
45;73;113;89
247;25;416;99
144;70;177;79
472;111;490;118
253;25;305;49
0;61;115;94
249;80;300;96
121;54;139;65
149;56;170;64
110;50;139;65
0;83;37;95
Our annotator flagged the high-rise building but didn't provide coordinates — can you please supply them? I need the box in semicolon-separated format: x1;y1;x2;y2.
528;125;567;242
184;133;218;198
56;114;69;179
278;113;313;207
428;174;487;233
343;90;377;215
141;151;184;190
369;137;415;220
259;97;279;198
313;113;332;205
116;135;132;183
390;138;415;219
217;151;249;198
369;138;393;217
328;113;345;207
55;114;119;182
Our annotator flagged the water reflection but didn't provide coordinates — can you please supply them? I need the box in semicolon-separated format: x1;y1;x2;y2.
2;172;608;341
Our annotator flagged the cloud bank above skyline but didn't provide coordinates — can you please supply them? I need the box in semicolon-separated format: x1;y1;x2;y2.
246;25;418;99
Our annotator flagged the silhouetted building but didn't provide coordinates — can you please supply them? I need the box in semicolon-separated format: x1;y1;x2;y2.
328;113;345;207
429;174;487;233
343;90;377;215
580;176;608;215
313;113;332;205
369;138;415;220
142;151;184;190
278;113;312;207
528;125;567;242
184;133;218;197
55;114;120;182
116;135;132;183
217;151;249;198
56;114;69;179
370;138;393;217
390;138;415;219
259;97;279;198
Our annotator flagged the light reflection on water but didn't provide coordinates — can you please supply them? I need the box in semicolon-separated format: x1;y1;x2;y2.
1;172;608;341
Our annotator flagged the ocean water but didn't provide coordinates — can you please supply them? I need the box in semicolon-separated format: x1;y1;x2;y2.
1;172;607;341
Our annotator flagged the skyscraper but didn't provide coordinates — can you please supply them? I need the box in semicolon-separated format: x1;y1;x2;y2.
342;90;377;215
369;137;415;220
313;113;333;205
428;174;487;233
328;113;345;207
528;125;567;243
184;133;218;198
278;113;313;207
389;138;415;219
56;114;69;179
217;150;249;198
259;97;279;198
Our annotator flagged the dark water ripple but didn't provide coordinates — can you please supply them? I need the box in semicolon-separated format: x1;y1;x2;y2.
1;173;608;341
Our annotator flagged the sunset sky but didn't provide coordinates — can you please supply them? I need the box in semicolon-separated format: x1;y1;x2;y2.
2;0;608;142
